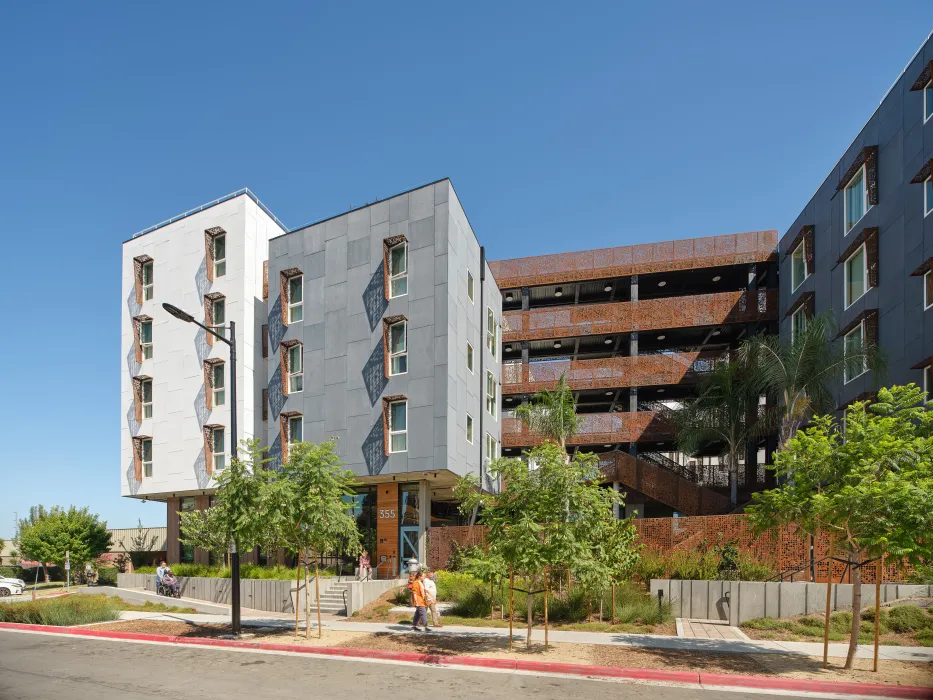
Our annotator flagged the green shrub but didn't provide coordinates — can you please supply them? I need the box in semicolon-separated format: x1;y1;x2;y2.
391;587;411;606
906;562;933;585
742;617;780;630
0;566;25;579
0;594;119;626
736;553;776;581
451;588;493;618
888;606;932;633
96;567;118;587
134;563;302;580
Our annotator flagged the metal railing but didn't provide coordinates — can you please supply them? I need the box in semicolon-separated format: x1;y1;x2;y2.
131;188;288;239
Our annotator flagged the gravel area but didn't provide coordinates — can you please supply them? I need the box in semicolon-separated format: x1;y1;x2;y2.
83;620;933;687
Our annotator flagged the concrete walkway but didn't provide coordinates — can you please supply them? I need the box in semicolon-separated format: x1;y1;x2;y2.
111;610;933;663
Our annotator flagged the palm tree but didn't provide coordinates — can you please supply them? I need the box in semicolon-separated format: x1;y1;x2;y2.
739;312;886;452
675;357;777;505
514;373;579;453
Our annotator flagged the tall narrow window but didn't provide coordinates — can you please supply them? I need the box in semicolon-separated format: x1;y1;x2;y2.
288;275;303;323
925;80;933;124
791;307;807;343
790;241;807;291
844;166;868;233
486;370;498;418
843;323;867;383
288;344;303;393
389;400;407;453
141;438;152;478
466;414;474;444
389;243;408;298
212;428;226;471
925;366;932;405
288;415;303;444
212;363;226;407
467;343;474;373
141;378;153;419
142;261;153;301
486;307;498;360
213;234;226;278
389;321;407;376
925;177;933;217
213;297;226;338
262;388;268;422
844;245;867;308
140;320;153;360
926;271;933;310
467;270;475;303
484;433;499;469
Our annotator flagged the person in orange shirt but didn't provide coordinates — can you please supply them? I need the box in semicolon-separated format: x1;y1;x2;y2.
410;570;428;632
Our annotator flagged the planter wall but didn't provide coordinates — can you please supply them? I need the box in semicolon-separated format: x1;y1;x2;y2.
650;579;933;624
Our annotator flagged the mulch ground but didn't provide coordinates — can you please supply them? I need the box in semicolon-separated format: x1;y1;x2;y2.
82;619;933;687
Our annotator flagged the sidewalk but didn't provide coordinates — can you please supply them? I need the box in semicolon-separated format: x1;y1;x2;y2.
112;610;933;663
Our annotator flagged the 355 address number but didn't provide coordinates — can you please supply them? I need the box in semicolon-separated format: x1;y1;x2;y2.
379;509;396;519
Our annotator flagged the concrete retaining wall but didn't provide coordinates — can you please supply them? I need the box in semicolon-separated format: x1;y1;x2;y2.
117;573;333;613
650;579;933;624
345;579;401;616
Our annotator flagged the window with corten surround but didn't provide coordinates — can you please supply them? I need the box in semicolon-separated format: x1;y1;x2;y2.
133;255;154;304
280;268;303;326
204;293;225;347
133;315;153;362
204;227;226;282
382;235;408;299
204;358;224;410
203;424;224;474
132;435;152;481
132;375;153;422
382;395;407;455
382;315;407;378
281;339;303;396
280;411;302;464
836;146;878;233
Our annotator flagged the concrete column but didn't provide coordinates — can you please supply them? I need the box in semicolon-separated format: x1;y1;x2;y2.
625;504;642;519
418;480;430;567
630;274;638;302
612;482;620;519
521;287;530;311
520;340;529;365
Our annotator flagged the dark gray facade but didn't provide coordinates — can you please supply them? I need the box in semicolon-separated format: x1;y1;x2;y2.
265;179;502;490
779;33;933;403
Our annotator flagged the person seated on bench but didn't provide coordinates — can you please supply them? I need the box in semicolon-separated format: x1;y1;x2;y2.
358;550;373;581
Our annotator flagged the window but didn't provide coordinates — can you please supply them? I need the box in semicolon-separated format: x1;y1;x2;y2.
288;344;303;393
142;261;153;301
389;321;407;376
212;363;226;407
790;241;807;291
926;271;933;310
466;414;474;444
212;428;226;471
486;307;498;360
484;433;499;469
844;245;867;308
389;243;408;298
925;81;933;124
791;307;807;343
288;275;303;323
141;438;152;478
140;320;153;360
213;234;226;278
486;370;498;418
389;400;407;453
925;177;933;217
844;166;869;233
141;379;152;420
467;343;474;373
288;415;303;444
467;270;475;303
843;323;867;383
213;297;226;338
925;366;932;405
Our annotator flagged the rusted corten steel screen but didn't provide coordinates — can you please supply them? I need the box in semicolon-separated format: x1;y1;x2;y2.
599;451;730;516
488;230;778;289
502;411;672;447
501;351;721;394
501;290;777;343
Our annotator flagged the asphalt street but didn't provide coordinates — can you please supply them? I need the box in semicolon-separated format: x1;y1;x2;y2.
0;629;803;700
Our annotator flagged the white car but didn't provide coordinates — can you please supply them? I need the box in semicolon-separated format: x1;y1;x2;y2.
0;577;26;597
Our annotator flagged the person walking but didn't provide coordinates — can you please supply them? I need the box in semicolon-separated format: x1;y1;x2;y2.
423;568;441;628
410;570;428;632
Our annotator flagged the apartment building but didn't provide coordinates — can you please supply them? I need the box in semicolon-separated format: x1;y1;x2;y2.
121;182;501;569
263;180;501;573
489;232;779;517
780;31;933;405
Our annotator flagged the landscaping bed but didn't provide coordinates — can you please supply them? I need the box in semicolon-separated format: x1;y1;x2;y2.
0;594;195;625
352;573;675;635
81;618;933;687
742;602;933;647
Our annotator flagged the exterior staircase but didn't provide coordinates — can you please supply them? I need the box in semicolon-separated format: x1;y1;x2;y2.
315;580;349;616
599;450;731;516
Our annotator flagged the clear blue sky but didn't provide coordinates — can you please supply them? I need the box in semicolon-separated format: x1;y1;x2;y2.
1;1;931;535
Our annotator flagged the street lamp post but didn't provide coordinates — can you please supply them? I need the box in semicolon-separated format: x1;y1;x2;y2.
163;303;241;636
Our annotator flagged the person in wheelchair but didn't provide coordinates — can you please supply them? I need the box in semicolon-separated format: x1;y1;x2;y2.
155;560;180;597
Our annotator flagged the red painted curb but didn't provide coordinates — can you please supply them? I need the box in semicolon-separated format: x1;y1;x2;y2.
699;672;933;699
1;622;931;697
